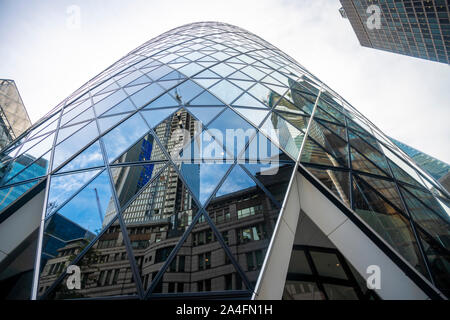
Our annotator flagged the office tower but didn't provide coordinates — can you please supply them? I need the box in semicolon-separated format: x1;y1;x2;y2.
391;137;450;191
0;79;32;149
0;22;448;300
339;0;450;64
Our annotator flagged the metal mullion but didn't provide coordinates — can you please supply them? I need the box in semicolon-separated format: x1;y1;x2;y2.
303;248;329;300
31;95;70;300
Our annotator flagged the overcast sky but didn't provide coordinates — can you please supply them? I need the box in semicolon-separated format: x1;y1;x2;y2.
0;0;449;163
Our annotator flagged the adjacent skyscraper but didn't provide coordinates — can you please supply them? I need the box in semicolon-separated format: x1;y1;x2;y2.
391;137;450;191
339;0;450;64
0;79;32;149
0;22;448;300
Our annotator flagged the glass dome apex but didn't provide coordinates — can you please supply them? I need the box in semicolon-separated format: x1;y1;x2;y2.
0;21;449;299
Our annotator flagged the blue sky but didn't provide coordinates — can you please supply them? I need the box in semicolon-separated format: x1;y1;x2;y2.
0;0;449;162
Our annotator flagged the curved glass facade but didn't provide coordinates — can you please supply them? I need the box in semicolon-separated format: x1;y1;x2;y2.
0;22;449;300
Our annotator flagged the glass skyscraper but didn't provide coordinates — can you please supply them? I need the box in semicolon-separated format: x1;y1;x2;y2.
339;0;450;64
0;22;448;300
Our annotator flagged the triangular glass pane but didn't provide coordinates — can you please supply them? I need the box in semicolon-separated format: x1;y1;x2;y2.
64;107;95;127
358;174;405;212
146;64;173;81
130;83;165;109
348;131;390;175
233;107;268;127
352;177;429;278
274;95;304;115
111;163;167;209
189;90;224;106
46;169;102;216
305;167;351;207
120;166;200;292
207;108;257;159
278;113;309;133
260;113;303;161
53;121;99;170
308;120;349;168
178;63;204;77
98;113;132;133
58;141;104;174
102;113;150;163
125;74;152;88
0;179;41;212
39;217;139;299
151;213;249;294
243;162;294;203
316;119;347;141
101;97;136;117
144;92;179;109
300;137;342;168
193;78;220;90
216;165;256;198
350;147;388;177
113;132;166;164
193;69;221;79
141;107;179;128
170;80;204;105
186;106;223;126
123;83;149;96
229;79;254;91
210;63;236;77
57;122;89;144
158;79;183;91
400;186;450;246
209;80;243;104
93;89;128;116
159;70;186;81
228;70;253;81
241;131;291;162
401;185;449;222
387;158;424;188
180;162;231;205
232;93;268;109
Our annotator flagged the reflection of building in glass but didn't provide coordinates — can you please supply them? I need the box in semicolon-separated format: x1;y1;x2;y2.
339;0;450;64
0;79;32;149
390;138;450;191
0;22;448;301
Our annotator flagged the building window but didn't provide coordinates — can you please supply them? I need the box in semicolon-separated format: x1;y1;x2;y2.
155;246;175;263
198;252;211;270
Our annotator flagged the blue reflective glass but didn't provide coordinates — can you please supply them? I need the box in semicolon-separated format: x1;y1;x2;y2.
58;141;104;173
130;83;165;109
170;80;203;104
93;90;128;116
209;80;243;104
144;92;179;109
215;164;256;197
102;113;150;162
141;108;179;128
101;98;136;117
0;179;40;212
189;91;223;106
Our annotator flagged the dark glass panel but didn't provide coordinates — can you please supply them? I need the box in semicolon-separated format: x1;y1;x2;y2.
111;163;166;209
305;167;350;207
402;185;449;223
400;186;450;246
301;137;343;168
316;119;347;141
283;281;325;300
350;147;388;177
308;120;348;168
348;131;390;175
40;218;138;299
359;174;405;212
113;132;166;165
102;113;150;163
46;169;102;216
323;284;358;300
310;251;347;280
352;177;429;278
